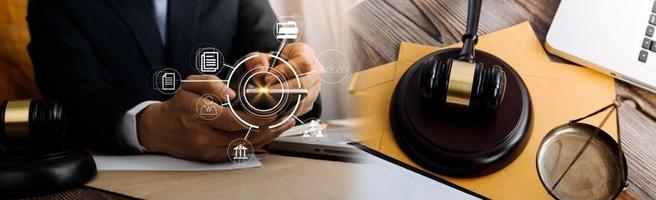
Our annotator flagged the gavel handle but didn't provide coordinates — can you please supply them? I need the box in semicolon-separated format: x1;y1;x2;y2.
458;0;482;62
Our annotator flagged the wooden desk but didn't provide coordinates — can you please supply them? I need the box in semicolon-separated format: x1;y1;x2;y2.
350;0;656;199
23;154;362;199
24;146;482;200
82;154;360;200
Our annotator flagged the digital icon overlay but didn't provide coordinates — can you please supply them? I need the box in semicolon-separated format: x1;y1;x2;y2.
227;138;254;165
150;67;182;95
154;43;315;165
195;94;223;120
316;49;350;84
276;21;299;40
273;16;303;43
200;51;220;73
300;118;328;144
193;46;224;75
226;53;304;130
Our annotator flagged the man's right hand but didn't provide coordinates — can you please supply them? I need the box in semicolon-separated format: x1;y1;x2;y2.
136;75;294;162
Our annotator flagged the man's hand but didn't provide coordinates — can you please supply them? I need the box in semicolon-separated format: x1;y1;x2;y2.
244;42;323;116
136;75;294;162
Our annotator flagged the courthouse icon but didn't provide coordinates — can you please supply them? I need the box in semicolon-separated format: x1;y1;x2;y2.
233;144;248;160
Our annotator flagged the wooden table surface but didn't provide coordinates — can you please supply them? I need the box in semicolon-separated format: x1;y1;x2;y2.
22;154;362;200
87;154;361;200
349;0;656;199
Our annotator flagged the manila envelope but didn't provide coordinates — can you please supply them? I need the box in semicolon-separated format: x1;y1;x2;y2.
349;22;617;199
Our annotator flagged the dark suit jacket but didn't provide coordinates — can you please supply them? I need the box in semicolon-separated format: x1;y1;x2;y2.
27;0;321;153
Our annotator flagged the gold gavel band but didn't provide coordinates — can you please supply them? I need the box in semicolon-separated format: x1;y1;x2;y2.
4;100;30;139
446;60;476;107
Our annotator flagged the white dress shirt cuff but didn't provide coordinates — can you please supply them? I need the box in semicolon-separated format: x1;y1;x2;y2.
119;100;160;152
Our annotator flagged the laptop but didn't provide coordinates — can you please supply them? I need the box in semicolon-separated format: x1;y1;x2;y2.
267;123;363;161
546;0;656;93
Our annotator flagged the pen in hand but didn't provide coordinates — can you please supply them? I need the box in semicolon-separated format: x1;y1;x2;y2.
269;39;292;71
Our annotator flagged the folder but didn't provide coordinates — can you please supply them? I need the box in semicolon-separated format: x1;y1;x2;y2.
349;22;617;199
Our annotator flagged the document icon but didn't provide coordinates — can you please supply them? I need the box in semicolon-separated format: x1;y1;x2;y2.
161;72;176;91
276;21;299;40
200;51;219;73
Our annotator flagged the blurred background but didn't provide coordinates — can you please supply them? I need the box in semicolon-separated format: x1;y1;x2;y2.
269;0;362;120
0;1;41;100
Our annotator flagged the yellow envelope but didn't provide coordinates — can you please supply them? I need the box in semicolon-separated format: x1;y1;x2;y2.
350;22;617;199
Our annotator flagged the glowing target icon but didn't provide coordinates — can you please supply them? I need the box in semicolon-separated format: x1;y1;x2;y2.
225;54;306;130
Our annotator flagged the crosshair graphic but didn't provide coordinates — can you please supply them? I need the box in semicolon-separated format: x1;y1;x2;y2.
225;53;304;130
236;66;290;118
151;48;313;164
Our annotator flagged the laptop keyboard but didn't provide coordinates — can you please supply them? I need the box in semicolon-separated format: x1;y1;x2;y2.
640;1;656;62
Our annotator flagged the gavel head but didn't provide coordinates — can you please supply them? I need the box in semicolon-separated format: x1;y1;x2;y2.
418;54;506;111
1;100;67;150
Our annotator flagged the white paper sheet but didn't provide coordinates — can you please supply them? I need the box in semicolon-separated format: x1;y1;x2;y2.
352;150;482;200
93;154;261;171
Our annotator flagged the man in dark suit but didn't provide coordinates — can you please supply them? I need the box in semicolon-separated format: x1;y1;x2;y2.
26;0;322;162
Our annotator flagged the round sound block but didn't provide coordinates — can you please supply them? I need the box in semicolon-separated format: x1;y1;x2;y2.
0;147;97;197
390;48;532;178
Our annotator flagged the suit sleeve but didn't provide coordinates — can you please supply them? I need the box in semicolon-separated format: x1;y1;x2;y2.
233;0;322;121
27;0;148;153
